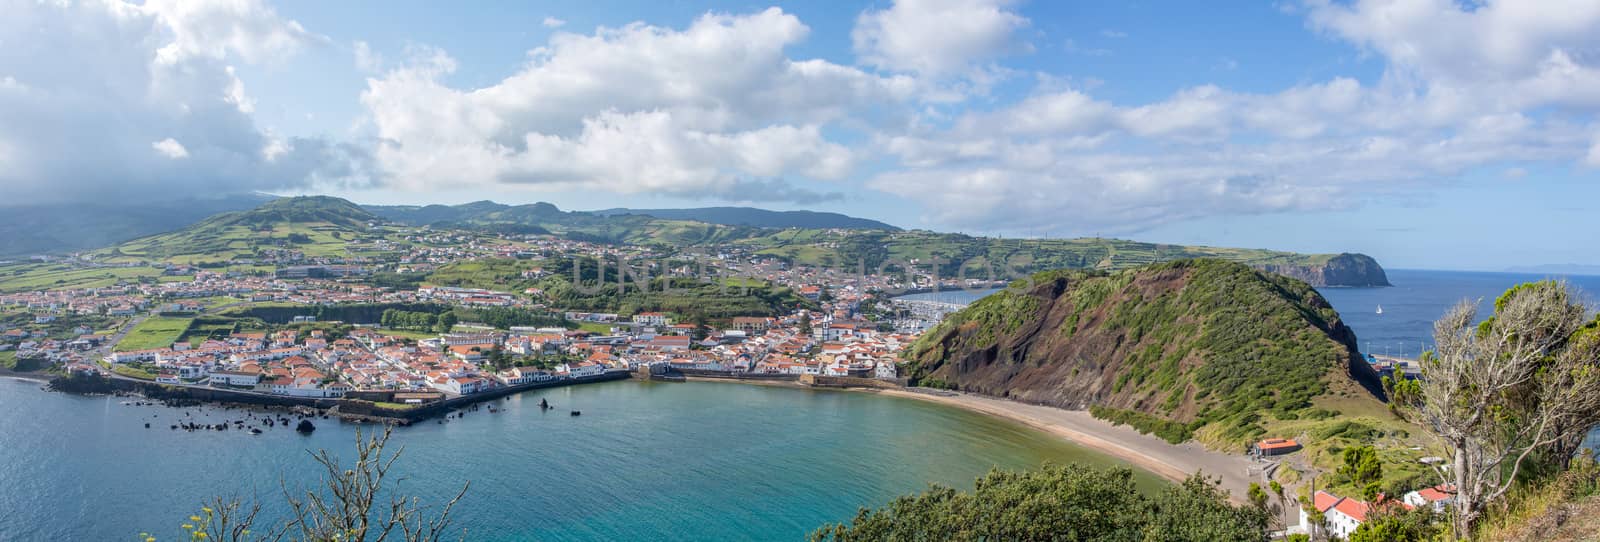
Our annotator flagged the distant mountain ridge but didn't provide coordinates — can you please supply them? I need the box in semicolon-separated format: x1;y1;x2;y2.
1503;264;1600;277
50;195;1392;287
592;207;899;230
0;193;273;257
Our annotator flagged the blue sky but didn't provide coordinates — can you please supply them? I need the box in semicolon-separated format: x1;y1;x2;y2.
3;1;1599;271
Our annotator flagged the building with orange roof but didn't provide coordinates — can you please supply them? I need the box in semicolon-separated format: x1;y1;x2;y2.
1254;438;1301;456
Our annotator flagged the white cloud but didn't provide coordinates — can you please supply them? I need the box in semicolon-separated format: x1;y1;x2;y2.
144;0;328;65
542;16;567;28
353;40;383;72
362;8;906;201
152;138;190;159
853;0;1029;77
854;1;1600;232
0;0;365;205
1305;0;1600;111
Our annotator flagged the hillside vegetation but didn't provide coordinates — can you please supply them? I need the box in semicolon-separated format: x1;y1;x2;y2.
424;257;810;319
96;196;391;264
906;259;1385;448
593;206;900;230
738;230;1389;287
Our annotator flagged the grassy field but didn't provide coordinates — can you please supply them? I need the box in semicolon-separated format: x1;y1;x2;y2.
375;329;439;340
577;322;616;334
114;316;194;351
111;363;156;380
179;321;240;344
0;351;16;369
0;263;169;293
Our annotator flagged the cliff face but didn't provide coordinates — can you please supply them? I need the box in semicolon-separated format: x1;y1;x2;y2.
1256;253;1391;287
907;259;1383;443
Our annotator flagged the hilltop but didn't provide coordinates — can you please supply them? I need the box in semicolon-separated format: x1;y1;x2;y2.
592;207;899;230
96;196;385;264
737;230;1390;287
905;259;1386;448
365;201;768;245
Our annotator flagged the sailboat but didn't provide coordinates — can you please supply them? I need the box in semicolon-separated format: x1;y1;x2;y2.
1376;305;1384;315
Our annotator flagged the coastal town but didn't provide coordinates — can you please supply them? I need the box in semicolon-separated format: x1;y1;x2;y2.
0;224;963;406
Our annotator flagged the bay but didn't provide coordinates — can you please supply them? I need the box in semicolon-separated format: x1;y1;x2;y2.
0;378;1162;541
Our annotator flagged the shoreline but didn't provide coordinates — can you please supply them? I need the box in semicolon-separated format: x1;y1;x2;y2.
665;376;1264;503
860;388;1263;503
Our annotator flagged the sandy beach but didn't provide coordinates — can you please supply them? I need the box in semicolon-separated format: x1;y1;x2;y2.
868;388;1266;503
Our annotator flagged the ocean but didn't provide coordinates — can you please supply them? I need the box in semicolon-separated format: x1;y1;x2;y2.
0;378;1161;541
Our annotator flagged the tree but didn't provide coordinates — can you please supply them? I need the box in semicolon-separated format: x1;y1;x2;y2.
435;312;458;333
808;465;1267;541
1338;445;1383;498
798;312;813;337
1348;506;1441;542
1393;280;1600;534
1248;482;1268;510
159;427;467;541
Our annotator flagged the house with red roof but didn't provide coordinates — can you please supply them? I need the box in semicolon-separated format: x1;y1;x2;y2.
1403;484;1456;513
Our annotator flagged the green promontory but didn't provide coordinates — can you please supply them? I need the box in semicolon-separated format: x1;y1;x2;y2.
906;259;1384;447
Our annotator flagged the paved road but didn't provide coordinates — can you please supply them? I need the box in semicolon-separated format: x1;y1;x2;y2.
94;312;151;359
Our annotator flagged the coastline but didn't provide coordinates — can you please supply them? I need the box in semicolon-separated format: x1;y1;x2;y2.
0;368;52;383
862;388;1262;502
670;375;1265;504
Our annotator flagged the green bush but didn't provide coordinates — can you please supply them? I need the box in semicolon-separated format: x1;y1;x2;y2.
810;464;1268;542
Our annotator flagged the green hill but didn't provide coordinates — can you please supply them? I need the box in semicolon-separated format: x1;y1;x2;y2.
365;201;768;246
736;230;1389;287
906;259;1385;447
96;196;387;264
592;206;899;230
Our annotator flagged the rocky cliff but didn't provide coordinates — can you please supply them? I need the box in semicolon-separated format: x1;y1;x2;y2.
1255;253;1391;287
906;259;1384;444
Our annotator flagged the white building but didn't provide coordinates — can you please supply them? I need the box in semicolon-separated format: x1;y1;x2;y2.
1403;485;1455;513
210;370;261;387
1304;491;1370;540
875;361;898;379
632;312;670;327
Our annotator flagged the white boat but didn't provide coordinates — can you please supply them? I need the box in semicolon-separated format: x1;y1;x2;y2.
1376;305;1384;315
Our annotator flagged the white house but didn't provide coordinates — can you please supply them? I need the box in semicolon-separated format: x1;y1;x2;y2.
1403;484;1455;513
632;312;671;327
874;361;898;379
558;362;605;378
210;370;261;387
1304;491;1369;540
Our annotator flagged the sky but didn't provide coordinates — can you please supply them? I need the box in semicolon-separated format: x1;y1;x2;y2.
2;0;1599;271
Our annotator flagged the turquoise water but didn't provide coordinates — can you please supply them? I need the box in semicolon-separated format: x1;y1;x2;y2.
0;378;1162;541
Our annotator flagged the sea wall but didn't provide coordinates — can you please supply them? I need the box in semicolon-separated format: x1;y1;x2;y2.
49;371;633;422
799;374;904;389
673;368;801;381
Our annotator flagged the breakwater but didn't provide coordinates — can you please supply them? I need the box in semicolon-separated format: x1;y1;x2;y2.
48;371;633;423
